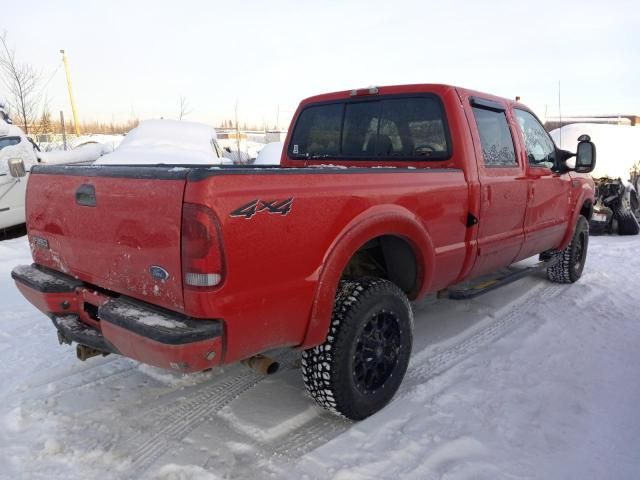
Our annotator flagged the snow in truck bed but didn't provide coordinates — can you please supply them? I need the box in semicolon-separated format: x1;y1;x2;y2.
0;235;639;479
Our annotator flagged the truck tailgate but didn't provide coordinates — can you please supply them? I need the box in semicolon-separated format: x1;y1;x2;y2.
26;165;188;312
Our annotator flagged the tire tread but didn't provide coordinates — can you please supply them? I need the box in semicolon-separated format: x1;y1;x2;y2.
301;277;412;419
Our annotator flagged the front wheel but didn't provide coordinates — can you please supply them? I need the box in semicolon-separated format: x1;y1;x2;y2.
301;278;413;420
547;215;589;283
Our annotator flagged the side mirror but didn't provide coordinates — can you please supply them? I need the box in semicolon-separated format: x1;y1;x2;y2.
224;146;232;153
575;134;596;174
8;158;26;178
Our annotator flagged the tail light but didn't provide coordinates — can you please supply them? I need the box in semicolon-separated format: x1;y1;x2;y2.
181;203;224;288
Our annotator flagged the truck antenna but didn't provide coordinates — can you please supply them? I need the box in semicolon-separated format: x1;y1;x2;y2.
558;80;562;147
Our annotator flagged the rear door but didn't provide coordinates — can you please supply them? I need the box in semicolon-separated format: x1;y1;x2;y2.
465;98;528;278
26;166;189;312
512;109;571;259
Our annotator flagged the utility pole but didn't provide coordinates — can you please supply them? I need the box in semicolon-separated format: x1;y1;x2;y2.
59;110;67;150
60;49;80;136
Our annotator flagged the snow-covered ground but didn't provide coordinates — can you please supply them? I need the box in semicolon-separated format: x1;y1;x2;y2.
1;235;639;479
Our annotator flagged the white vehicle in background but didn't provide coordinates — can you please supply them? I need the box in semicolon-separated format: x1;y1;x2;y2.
253;141;283;165
1;102;108;235
96;119;232;166
0;114;39;233
551;123;640;235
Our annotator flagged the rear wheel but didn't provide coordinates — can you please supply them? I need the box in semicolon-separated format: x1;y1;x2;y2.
301;278;413;420
547;215;589;284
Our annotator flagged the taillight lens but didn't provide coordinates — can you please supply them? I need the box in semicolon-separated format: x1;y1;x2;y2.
181;203;224;288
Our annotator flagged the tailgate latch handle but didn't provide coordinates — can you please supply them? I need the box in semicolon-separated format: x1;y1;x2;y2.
76;184;96;207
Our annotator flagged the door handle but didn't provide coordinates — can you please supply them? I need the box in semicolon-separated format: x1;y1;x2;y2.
483;185;492;205
529;184;535;200
76;184;96;207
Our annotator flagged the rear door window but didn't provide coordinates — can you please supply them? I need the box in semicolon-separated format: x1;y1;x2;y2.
381;98;449;158
288;95;450;160
472;107;517;167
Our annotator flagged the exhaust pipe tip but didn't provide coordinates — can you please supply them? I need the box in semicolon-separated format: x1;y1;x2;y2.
242;354;280;375
265;360;280;375
76;344;109;361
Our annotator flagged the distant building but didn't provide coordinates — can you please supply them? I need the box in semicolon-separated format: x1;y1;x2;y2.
266;130;287;143
545;115;640;132
217;129;288;144
216;130;247;141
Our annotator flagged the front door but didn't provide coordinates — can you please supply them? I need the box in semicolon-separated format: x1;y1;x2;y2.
513;109;571;260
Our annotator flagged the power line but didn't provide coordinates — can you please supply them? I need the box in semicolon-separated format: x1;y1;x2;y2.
37;61;62;98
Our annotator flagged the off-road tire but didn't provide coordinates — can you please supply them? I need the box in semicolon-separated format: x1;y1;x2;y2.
301;278;413;420
629;188;640;221
616;207;640;236
547;215;589;284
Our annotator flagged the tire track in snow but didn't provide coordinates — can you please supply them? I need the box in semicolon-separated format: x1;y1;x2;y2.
241;285;571;462
124;351;302;475
47;363;139;399
267;413;352;458
2;357;136;403
127;281;589;475
400;282;606;393
125;368;265;474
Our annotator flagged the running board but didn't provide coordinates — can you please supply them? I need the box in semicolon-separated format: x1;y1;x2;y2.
444;257;560;300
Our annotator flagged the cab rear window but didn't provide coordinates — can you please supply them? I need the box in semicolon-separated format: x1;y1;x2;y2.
288;96;450;160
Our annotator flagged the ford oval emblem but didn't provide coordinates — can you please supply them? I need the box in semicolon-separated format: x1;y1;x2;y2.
150;266;170;282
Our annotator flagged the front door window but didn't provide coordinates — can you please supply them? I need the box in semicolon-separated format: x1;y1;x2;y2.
514;109;556;169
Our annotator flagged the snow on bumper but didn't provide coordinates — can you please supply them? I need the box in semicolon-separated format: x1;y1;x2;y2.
11;264;224;372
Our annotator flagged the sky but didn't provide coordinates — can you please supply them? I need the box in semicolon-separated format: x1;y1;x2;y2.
1;0;638;129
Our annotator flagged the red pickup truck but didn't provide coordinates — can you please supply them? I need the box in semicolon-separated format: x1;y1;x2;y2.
12;84;596;419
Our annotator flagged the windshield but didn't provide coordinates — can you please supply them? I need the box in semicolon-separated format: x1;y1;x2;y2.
0;136;21;151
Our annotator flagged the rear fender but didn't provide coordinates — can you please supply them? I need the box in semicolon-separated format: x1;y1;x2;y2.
300;204;434;348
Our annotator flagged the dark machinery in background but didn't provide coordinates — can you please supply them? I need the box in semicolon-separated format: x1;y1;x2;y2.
590;176;640;235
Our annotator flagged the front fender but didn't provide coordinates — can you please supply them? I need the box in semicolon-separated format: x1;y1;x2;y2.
300;204;434;348
558;181;594;250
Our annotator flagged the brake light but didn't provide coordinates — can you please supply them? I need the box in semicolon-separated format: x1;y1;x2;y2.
181;203;224;288
349;86;379;97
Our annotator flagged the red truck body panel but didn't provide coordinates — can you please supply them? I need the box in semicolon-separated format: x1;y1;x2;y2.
27;173;187;311
14;83;595;372
182;168;469;360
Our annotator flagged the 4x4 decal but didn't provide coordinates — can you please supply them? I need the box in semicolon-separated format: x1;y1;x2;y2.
230;198;293;219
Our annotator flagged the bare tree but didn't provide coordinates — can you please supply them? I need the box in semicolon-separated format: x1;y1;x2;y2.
178;96;192;120
0;32;42;134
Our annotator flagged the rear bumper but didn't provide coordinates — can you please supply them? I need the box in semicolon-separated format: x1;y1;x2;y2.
12;264;224;372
